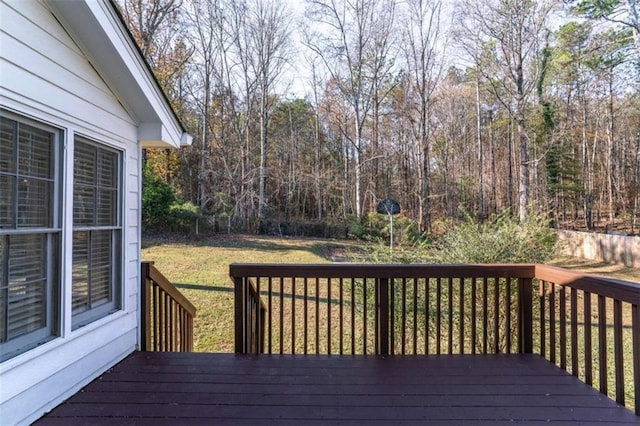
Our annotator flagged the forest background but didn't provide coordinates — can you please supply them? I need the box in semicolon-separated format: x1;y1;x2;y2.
116;0;640;238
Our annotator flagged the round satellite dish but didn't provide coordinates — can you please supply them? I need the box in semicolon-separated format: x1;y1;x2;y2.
376;198;400;215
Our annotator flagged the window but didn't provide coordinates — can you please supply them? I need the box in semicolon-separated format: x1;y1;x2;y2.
0;112;60;361
72;138;122;329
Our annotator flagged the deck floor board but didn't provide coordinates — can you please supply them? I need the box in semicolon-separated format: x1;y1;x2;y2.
35;352;639;425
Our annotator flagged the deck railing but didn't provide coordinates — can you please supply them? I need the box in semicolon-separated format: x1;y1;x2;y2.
234;275;267;354
141;261;196;352
231;263;640;414
534;264;639;413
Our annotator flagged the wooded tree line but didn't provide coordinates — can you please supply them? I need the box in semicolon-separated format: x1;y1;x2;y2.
117;0;640;235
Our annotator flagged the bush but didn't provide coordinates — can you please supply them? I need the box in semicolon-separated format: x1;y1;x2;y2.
345;213;427;263
433;210;557;264
346;216;366;239
361;212;421;245
168;201;202;232
142;167;176;228
142;166;202;233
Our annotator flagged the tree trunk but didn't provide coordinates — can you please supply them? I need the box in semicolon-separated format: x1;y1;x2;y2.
475;74;484;220
258;89;268;220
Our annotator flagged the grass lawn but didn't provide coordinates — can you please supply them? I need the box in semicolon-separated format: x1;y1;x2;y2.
141;234;346;352
142;234;639;353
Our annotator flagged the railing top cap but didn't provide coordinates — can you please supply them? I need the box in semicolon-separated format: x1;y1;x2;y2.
229;263;639;304
229;263;537;279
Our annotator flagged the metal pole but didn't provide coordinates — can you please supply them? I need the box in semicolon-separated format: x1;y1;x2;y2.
389;212;394;260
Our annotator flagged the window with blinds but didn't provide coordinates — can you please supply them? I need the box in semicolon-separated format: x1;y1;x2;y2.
0;113;60;361
72;139;122;329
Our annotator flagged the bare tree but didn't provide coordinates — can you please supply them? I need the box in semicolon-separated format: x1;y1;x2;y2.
119;0;183;64
304;0;396;218
457;0;554;221
402;0;446;231
245;0;291;220
184;0;223;215
305;55;326;220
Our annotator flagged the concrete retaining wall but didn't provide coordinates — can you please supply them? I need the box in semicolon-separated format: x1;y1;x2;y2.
556;230;640;268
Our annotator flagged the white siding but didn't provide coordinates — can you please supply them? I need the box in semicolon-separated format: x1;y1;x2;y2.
0;1;144;424
0;1;137;142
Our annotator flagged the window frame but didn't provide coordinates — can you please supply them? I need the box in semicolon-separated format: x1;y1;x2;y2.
71;136;123;330
0;110;62;362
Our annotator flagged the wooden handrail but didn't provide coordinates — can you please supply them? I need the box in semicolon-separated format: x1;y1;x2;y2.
230;263;536;279
141;261;196;352
535;264;639;304
230;262;639;414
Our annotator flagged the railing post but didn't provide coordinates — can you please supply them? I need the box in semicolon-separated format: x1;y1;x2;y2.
260;304;266;354
140;261;153;352
234;276;245;353
518;277;533;354
377;278;390;356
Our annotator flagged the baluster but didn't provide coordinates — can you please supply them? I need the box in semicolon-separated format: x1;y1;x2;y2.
351;278;356;355
505;278;511;353
257;277;261;355
598;295;607;395
303;277;308;355
559;286;567;370
424;278;430;355
448;277;453;354
279;277;284;354
363;278;368;354
539;281;546;358
471;278;476;355
482;277;488;354
413;278;418;354
436;277;442;355
613;300;624;405
316;277;320;354
401;278;406;355
328;277;332;355
549;283;556;364
493;277;499;354
339;277;344;355
268;277;273;354
632;303;639;416
584;291;592;385
290;277;294;354
571;287;578;377
459;278;465;354
390;278;395;355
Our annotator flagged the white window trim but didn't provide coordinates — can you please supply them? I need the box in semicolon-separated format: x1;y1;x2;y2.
70;135;124;331
0;110;63;361
0;111;129;361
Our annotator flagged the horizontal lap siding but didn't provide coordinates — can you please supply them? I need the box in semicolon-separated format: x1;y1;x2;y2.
1;1;136;140
0;1;142;424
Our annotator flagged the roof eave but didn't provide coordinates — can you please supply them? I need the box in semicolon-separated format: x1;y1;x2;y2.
47;0;191;149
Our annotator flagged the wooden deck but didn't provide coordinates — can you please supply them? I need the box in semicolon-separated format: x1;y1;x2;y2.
36;351;639;425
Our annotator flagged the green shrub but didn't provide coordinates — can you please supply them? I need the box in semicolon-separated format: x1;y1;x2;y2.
433;210;557;264
168;201;202;232
346;216;365;239
361;212;421;245
142;166;202;232
142;166;176;228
